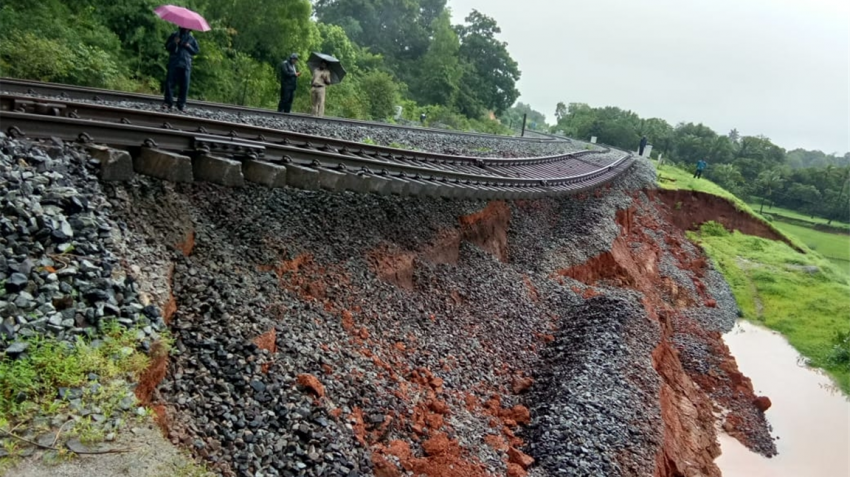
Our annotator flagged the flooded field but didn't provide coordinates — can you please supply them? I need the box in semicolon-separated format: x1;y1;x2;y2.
716;320;850;476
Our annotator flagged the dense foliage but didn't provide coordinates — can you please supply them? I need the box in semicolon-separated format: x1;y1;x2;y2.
552;101;850;223
0;0;521;130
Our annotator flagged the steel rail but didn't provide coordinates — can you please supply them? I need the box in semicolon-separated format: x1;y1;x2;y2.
1;110;634;194
0;77;561;143
0;93;607;168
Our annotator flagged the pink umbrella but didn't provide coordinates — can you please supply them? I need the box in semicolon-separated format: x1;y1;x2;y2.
154;5;211;32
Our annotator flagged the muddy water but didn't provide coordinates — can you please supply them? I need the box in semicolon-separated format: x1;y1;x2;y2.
715;320;850;476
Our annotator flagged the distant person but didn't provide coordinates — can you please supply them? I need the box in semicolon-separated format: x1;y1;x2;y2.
420;113;426;124
639;136;648;156
694;159;707;179
310;61;332;117
278;53;301;113
163;27;199;112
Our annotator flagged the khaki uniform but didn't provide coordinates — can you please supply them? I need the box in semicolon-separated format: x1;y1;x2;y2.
311;68;332;117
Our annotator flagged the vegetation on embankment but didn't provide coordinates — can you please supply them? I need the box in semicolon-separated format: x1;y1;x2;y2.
655;162;808;251
689;223;850;395
770;222;850;273
655;161;850;394
0;0;536;134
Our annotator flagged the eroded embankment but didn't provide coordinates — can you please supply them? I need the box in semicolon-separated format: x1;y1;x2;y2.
104;158;775;477
655;189;801;251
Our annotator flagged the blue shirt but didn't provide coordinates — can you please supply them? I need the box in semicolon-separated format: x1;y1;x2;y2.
696;160;707;171
166;30;200;70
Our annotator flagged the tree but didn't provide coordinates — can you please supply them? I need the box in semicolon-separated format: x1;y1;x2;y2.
409;11;461;107
554;102;568;123
784;183;823;216
754;169;784;214
707;164;746;196
500;102;547;131
456;10;520;115
827;167;850;224
359;70;400;119
728;128;740;143
205;0;315;64
314;0;442;71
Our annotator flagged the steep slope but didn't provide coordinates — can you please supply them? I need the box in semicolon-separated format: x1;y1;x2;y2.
99;157;774;476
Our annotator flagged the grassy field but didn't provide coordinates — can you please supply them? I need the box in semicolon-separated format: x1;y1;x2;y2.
750;202;850;231
654;162;809;251
771;222;850;273
655;162;754;211
691;224;850;394
654;162;850;394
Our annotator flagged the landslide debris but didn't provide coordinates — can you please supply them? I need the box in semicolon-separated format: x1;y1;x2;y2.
0;131;779;477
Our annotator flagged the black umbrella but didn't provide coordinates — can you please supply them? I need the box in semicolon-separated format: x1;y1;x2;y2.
306;52;346;85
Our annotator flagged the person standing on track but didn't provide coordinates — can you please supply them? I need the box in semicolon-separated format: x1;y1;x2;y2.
278;53;301;113
694;159;707;179
163;27;199;112
310;61;332;117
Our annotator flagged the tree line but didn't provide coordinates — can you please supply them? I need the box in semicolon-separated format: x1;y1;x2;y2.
550;102;850;224
0;0;521;133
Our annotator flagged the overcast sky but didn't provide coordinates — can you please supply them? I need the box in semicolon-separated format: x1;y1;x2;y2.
449;0;850;154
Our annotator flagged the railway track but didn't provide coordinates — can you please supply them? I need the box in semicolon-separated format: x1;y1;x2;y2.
0;88;636;200
0;77;560;143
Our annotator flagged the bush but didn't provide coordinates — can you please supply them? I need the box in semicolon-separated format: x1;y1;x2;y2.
358;70;400;120
0;31;74;82
700;221;729;237
828;330;850;369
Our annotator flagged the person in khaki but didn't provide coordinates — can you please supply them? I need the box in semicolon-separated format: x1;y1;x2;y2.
311;61;332;117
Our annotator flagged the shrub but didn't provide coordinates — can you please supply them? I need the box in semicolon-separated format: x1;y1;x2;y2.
359;70;399;120
700;221;729;237
0;31;74;82
828;330;850;369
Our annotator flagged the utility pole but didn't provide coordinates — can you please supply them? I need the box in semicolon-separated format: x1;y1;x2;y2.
521;114;527;137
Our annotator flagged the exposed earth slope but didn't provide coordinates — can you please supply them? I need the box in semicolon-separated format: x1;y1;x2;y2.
1;136;776;476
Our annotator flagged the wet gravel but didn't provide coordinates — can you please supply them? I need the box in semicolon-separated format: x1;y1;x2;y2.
0;134;773;477
0;134;166;453
525;293;663;476
90;158;673;477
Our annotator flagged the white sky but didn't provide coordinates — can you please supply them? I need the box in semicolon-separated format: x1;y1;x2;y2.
449;0;850;154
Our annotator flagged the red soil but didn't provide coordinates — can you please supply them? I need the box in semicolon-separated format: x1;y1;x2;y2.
367;245;416;290
296;373;326;398
458;201;511;262
654;189;801;251
175;229;195;256
135;341;169;404
555;196;772;477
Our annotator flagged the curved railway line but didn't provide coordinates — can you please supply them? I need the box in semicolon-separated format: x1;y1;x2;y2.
0;77;559;143
0;79;637;200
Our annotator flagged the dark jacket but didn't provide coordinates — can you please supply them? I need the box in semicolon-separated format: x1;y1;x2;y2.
166;30;200;70
279;60;298;89
639;136;648;148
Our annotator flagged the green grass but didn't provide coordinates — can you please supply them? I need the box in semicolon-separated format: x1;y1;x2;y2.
655;162;753;210
690;223;850;394
654;161;850;394
654;162;808;251
0;321;157;441
771;222;850;273
749;202;850;231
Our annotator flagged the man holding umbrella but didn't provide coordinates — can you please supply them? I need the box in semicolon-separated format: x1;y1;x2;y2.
307;52;347;117
310;61;332;117
163;28;199;111
154;5;209;111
